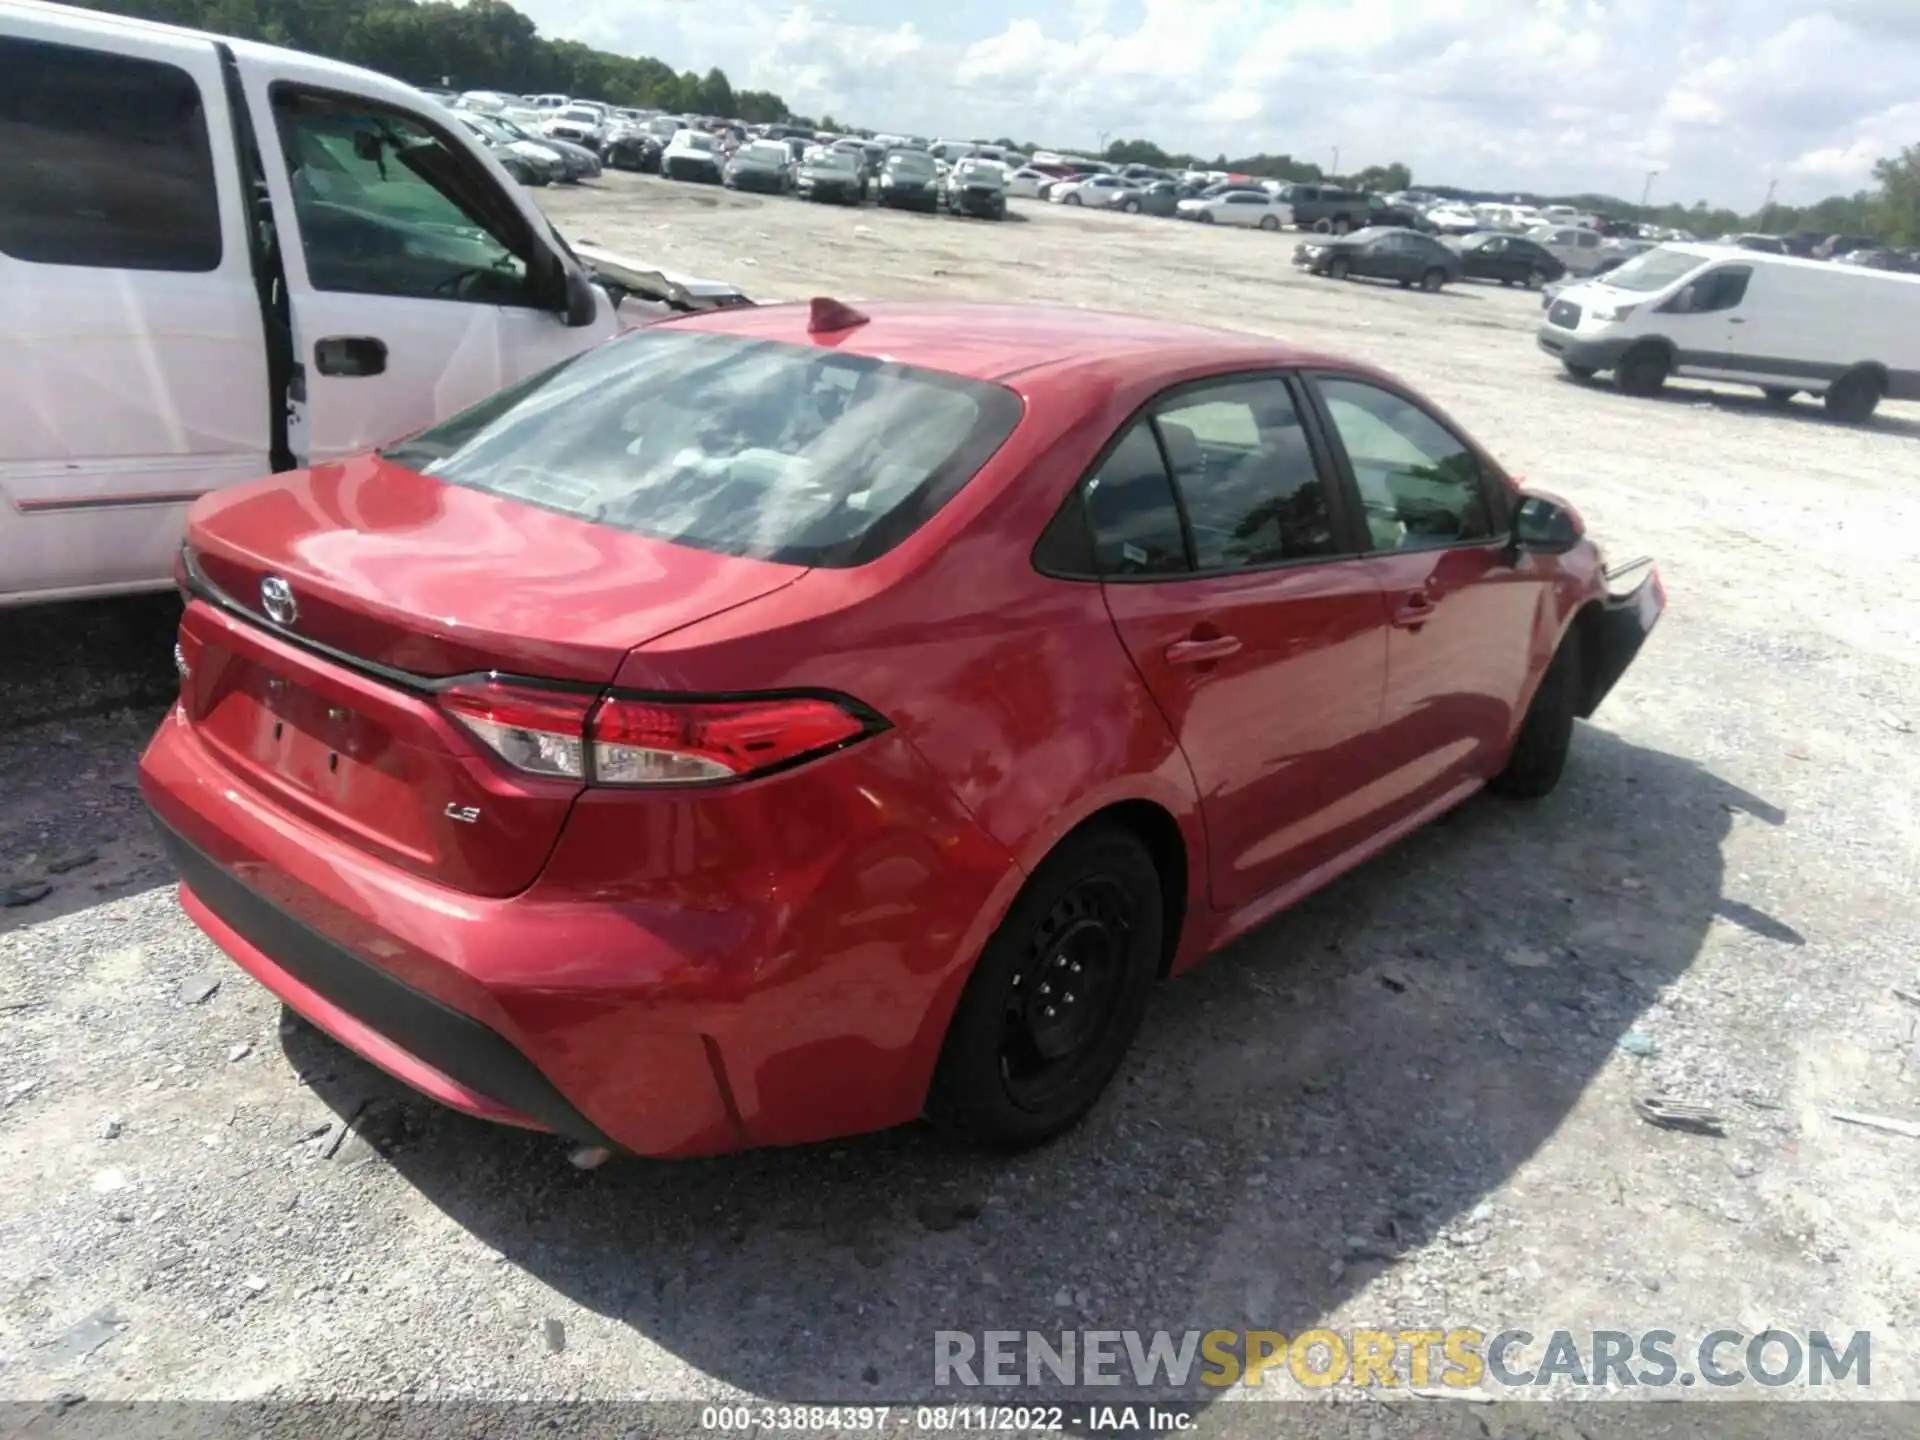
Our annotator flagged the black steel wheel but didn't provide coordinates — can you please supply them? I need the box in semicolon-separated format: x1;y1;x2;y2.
929;825;1161;1147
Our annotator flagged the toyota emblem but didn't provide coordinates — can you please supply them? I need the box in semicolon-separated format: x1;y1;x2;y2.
260;575;298;626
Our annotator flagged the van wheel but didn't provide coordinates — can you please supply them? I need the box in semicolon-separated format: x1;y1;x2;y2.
928;825;1162;1148
1824;370;1882;424
1490;627;1582;800
1615;346;1670;397
1762;387;1797;407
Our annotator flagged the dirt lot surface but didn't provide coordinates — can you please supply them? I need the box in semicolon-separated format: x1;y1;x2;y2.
4;176;1920;1426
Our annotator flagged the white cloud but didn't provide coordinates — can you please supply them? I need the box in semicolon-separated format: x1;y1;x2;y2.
514;0;1920;203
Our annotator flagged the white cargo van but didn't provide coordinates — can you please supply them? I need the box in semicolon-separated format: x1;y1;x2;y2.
1537;243;1920;422
0;2;746;608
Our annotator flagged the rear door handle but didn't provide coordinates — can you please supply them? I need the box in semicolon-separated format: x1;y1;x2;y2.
314;336;388;377
1165;635;1242;665
1391;595;1437;629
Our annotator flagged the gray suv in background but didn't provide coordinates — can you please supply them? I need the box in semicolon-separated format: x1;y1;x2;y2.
1275;184;1421;234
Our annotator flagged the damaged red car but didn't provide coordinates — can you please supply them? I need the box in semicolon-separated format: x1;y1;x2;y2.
140;299;1662;1157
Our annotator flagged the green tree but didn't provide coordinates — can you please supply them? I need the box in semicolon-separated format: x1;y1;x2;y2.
1870;145;1919;245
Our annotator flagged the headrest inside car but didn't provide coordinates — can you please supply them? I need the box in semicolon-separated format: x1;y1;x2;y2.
1157;420;1203;474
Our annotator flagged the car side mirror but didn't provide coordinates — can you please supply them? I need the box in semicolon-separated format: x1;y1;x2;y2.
1511;493;1580;554
562;263;602;327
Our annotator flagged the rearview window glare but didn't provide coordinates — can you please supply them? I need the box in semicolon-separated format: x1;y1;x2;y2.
380;329;1023;568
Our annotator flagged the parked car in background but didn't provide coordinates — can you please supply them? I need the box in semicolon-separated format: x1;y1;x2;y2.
1538;245;1920;421
1833;247;1920;273
543;104;607;152
662;128;724;183
797;146;867;205
1050;174;1142;209
724;139;795;194
1720;233;1789;255
1814;233;1880;260
1594;238;1656;275
1005;166;1052;199
1425;203;1482;235
1275;183;1378;234
1295;228;1463;290
945;158;1009;219
877;149;941;211
1452;232;1565;288
1175;190;1292;229
1528;225;1608;275
1124;181;1184;217
140;297;1660;1156
604;126;663;173
453;113;560;186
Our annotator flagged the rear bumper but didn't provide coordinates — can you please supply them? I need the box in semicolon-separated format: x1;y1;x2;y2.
1579;566;1665;718
1538;327;1631;370
156;814;613;1145
139;701;1020;1157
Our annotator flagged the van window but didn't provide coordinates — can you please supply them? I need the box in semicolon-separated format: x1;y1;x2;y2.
0;37;221;272
1673;266;1752;314
272;90;536;307
1603;245;1710;293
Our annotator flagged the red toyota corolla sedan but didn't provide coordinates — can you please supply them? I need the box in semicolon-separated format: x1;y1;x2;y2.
140;299;1662;1157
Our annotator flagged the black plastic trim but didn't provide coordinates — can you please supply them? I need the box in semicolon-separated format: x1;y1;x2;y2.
151;812;614;1146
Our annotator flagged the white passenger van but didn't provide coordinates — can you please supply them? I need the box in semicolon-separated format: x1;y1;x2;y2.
0;2;744;608
1537;243;1920;423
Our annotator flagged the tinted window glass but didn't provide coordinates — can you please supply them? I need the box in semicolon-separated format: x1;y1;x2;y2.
381;329;1022;568
0;37;221;271
1317;378;1493;552
1083;423;1189;577
1155;379;1341;570
274;91;534;305
1683;267;1752;312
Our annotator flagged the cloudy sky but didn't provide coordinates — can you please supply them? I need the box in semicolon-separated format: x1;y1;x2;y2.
515;0;1920;205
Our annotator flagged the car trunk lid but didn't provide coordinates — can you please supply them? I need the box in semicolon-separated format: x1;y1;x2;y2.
178;455;802;895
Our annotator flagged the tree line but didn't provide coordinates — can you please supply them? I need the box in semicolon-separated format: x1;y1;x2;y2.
91;0;793;120
84;0;1920;244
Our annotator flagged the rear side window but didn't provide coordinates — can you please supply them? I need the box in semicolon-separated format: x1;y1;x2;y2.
381;329;1022;568
1083;423;1190;576
0;37;221;271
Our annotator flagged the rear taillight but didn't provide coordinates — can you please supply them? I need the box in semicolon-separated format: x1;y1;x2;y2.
440;681;594;780
439;680;874;787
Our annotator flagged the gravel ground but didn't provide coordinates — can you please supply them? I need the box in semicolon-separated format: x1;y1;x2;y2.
3;177;1919;1425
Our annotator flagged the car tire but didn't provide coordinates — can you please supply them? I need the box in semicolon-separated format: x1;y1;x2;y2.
1562;361;1598;381
1327;256;1350;280
1420;267;1446;292
927;824;1162;1149
1064;193;1082;206
1198;211;1214;224
1313;217;1333;234
1259;214;1279;231
1489;626;1582;801
1120;198;1138;214
1762;386;1797;407
1526;267;1547;289
1615;345;1670;397
1823;370;1882;424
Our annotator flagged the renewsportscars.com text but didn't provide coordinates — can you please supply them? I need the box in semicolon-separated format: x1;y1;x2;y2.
933;1327;1872;1390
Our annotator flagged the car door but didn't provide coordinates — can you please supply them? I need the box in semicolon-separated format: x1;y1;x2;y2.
0;22;268;603
1361;233;1408;280
1089;374;1389;911
1465;235;1504;279
1667;265;1757;378
1304;372;1541;824
254;82;594;466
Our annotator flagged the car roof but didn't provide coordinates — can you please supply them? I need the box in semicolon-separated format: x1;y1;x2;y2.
662;302;1360;385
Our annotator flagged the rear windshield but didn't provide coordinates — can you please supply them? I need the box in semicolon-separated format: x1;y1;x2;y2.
380;329;1023;568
